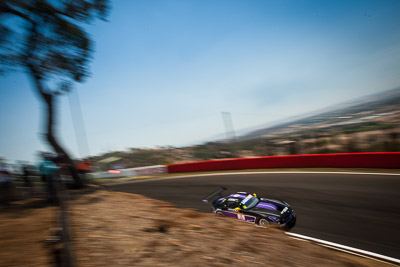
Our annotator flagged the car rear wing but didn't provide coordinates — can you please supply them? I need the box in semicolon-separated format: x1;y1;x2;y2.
202;187;227;204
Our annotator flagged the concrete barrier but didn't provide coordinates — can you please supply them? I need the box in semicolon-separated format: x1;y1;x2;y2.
167;152;400;173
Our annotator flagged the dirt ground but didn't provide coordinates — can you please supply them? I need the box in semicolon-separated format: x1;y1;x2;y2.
0;188;395;267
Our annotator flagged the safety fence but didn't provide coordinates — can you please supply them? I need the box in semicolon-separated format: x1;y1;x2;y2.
167;152;400;173
89;165;167;179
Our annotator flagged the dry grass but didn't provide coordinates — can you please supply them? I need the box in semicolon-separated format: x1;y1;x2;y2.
0;189;394;266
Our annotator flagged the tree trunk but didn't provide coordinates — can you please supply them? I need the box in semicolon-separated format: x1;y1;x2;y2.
30;70;84;188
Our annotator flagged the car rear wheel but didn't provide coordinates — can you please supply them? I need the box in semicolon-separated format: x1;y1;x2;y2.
216;211;224;217
258;218;269;227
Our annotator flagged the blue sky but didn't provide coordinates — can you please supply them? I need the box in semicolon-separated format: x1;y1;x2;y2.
1;0;400;163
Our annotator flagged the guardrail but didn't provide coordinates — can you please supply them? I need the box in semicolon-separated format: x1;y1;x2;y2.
167;152;400;173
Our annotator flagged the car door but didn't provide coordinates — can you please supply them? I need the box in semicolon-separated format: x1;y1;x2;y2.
227;199;239;211
220;198;240;218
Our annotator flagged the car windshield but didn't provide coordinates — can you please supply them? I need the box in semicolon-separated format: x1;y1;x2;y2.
239;194;259;210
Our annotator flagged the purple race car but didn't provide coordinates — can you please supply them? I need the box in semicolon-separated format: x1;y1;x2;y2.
203;188;296;229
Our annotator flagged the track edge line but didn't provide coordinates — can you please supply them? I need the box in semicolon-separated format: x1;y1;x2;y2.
285;232;400;265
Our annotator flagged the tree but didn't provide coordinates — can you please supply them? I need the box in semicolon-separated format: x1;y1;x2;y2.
0;0;110;187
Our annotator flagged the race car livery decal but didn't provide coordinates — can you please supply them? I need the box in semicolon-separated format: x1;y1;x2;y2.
218;210;256;223
262;198;285;205
254;211;281;217
229;194;246;199
241;194;254;205
256;202;278;210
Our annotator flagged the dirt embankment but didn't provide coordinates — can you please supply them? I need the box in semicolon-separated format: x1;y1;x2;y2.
0;189;393;266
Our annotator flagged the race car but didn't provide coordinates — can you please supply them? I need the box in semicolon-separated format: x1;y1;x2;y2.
203;188;296;229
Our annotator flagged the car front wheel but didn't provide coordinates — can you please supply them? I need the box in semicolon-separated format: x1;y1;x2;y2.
258;218;269;227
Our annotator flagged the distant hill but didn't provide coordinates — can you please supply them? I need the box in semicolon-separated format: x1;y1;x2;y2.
235;87;400;141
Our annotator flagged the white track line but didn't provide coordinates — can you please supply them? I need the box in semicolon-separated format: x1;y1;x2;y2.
286;232;400;265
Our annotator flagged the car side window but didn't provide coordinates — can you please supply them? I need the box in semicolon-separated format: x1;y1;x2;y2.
220;199;228;208
227;200;239;209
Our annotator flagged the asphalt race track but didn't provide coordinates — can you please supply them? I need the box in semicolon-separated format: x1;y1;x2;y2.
108;172;400;259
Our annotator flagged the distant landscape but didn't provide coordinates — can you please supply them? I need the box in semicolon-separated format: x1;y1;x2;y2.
93;88;400;171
